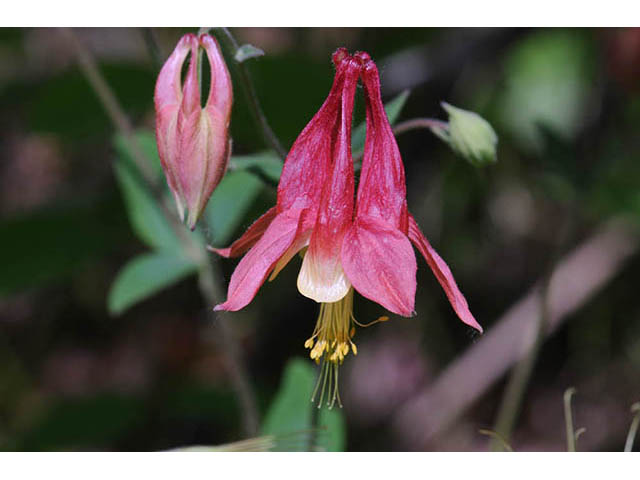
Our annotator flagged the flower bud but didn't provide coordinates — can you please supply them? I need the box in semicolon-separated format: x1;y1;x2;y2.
441;102;497;167
154;33;233;230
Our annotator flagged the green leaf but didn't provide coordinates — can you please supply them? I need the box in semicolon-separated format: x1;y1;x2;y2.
107;252;199;316
234;44;265;63
230;151;283;184
113;156;181;253
262;358;346;452
352;89;411;155
203;170;264;246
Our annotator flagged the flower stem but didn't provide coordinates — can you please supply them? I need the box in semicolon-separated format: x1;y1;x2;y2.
209;27;288;160
624;402;640;452
392;118;449;137
564;387;578;452
61;27;260;438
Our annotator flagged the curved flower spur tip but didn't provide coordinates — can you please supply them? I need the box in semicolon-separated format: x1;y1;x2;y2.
332;47;350;66
200;34;233;117
154;32;233;231
213;211;303;312
407;215;483;333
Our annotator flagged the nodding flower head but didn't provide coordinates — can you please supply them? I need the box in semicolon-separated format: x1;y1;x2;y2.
212;48;481;408
154;33;233;230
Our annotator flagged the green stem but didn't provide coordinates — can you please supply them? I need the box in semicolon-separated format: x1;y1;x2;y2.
209;27;288;160
62;27;260;438
564;387;578;452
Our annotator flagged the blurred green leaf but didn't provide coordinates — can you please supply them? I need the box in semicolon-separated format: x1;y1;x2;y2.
0;199;127;296
204;170;265;246
262;358;345;452
352;89;410;155
14;394;145;451
498;30;594;152
107;252;199;316
23;64;154;142
230;151;283;184
113;152;181;253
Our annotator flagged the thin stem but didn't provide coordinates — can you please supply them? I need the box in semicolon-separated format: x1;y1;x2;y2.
624;402;640;452
198;257;261;436
140;27;164;71
210;27;288;160
564;387;578;452
59;28;158;187
393;118;449;137
61;27;260;438
490;205;576;451
489;278;549;450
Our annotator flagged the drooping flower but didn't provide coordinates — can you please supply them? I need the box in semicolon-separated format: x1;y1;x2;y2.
214;49;481;408
154;33;233;230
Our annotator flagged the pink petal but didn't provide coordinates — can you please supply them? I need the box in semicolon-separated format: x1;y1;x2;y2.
299;56;360;303
356;59;409;232
209;207;277;258
276;58;347;214
341;215;417;317
407;214;482;332
201;34;233;119
214;210;303;312
154;34;197;219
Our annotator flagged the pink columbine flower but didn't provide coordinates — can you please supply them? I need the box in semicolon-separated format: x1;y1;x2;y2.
154;33;233;230
214;49;481;408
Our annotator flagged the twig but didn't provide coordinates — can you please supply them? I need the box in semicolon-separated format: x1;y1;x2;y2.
61;27;260;437
209;27;288;160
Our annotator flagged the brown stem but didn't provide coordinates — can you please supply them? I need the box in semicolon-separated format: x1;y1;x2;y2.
61;27;260;437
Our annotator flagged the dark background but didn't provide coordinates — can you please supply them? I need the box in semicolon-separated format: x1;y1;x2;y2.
1;27;639;451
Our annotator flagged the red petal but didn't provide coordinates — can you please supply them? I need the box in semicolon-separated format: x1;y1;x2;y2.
209;206;277;258
407;214;482;332
356;60;408;232
341;216;416;317
276;59;348;215
300;57;360;303
214;210;303;312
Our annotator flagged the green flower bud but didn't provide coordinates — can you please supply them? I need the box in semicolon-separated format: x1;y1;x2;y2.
441;102;498;167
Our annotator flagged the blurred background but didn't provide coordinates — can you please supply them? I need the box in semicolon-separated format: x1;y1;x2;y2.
0;27;639;451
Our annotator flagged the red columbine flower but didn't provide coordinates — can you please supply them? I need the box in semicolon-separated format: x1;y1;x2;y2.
154;33;233;230
214;49;481;408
